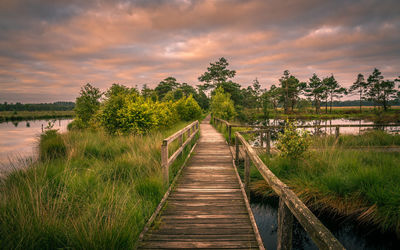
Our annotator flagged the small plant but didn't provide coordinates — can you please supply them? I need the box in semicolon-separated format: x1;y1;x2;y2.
276;120;311;159
39;129;66;161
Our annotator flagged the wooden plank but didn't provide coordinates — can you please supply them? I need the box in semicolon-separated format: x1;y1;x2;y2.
139;118;263;250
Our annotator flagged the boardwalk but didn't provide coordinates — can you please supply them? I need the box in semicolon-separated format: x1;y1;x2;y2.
139;117;262;249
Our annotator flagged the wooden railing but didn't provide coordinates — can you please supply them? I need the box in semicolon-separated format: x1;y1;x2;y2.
212;116;400;152
161;120;199;185
234;132;345;250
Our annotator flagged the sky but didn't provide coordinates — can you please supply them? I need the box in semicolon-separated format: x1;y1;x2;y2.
0;0;400;103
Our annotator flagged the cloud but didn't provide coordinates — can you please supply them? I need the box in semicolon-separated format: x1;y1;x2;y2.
0;0;399;102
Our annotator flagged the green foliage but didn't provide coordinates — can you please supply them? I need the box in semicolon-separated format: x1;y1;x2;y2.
74;83;102;127
276;120;311;159
39;129;66;161
258;145;400;235
210;87;237;120
198;57;236;90
175;95;202;121
0;122;196;249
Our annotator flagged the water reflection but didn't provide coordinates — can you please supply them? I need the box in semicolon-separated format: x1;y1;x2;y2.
251;199;399;250
250;118;400;147
0;119;72;174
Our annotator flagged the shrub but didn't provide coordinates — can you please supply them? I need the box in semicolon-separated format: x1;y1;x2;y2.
118;96;159;135
210;87;236;120
276;120;311;159
175;95;202;121
74;83;102;128
39;129;66;161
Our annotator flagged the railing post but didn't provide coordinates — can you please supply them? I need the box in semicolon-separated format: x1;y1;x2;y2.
335;126;340;139
161;140;169;186
277;197;293;250
228;125;232;145
244;151;250;199
235;136;240;164
266;130;271;155
260;132;264;147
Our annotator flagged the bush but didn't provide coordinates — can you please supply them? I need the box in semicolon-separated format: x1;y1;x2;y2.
210;87;236;120
276;120;310;159
175;95;202;121
39;129;66;161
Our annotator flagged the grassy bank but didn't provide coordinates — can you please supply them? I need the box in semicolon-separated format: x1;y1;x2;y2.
312;130;400;147
0;121;198;249
251;148;400;236
0;110;75;123
246;107;400;123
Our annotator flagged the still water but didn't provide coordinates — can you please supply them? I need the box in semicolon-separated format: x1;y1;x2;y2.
251;199;399;250
0;119;72;175
250;118;400;147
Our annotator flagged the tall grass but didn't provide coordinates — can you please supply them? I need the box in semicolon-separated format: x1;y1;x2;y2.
312;130;400;147
252;147;400;237
0;121;196;249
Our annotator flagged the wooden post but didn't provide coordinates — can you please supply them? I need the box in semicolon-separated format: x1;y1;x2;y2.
335;126;340;139
228;125;232;145
244;151;250;199
235;136;240;164
260;132;264;147
266;130;271;155
161;140;169;186
277;197;293;250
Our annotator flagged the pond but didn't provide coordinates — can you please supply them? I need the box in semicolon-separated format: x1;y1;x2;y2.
250;118;400;147
0;119;72;176
251;198;400;250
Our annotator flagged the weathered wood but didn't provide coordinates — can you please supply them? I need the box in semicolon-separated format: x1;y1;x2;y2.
244;151;250;199
161;141;169;186
139;117;264;249
335;126;340;138
266;130;271;155
277;197;293;250
235;136;240;164
235;132;345;250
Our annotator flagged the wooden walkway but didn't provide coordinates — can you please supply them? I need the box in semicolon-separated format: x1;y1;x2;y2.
139;117;262;249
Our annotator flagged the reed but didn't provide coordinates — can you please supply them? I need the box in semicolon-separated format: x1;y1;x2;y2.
0;121;196;249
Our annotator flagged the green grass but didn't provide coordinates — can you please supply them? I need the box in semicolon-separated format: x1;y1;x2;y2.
249;144;400;236
0;121;198;249
312;130;400;147
0;110;74;122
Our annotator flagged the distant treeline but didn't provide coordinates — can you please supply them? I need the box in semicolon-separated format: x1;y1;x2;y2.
0;102;75;111
330;100;400;107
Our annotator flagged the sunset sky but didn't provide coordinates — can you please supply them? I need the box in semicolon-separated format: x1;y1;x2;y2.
1;0;399;103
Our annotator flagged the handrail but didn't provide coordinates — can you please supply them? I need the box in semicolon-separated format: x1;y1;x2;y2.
161;120;199;185
212;117;400;149
235;132;345;250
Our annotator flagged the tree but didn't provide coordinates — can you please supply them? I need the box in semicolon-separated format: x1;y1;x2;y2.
155;77;180;100
210;87;237;120
279;70;303;113
349;74;368;112
322;75;346;113
380;80;397;111
74;83;102;127
305;73;325;113
269;85;280;112
366;68;384;109
141;84;158;101
198;57;236;91
252;78;262;110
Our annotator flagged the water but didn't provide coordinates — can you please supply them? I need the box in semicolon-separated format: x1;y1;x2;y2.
250;118;400;147
251;199;400;250
0;119;72;175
